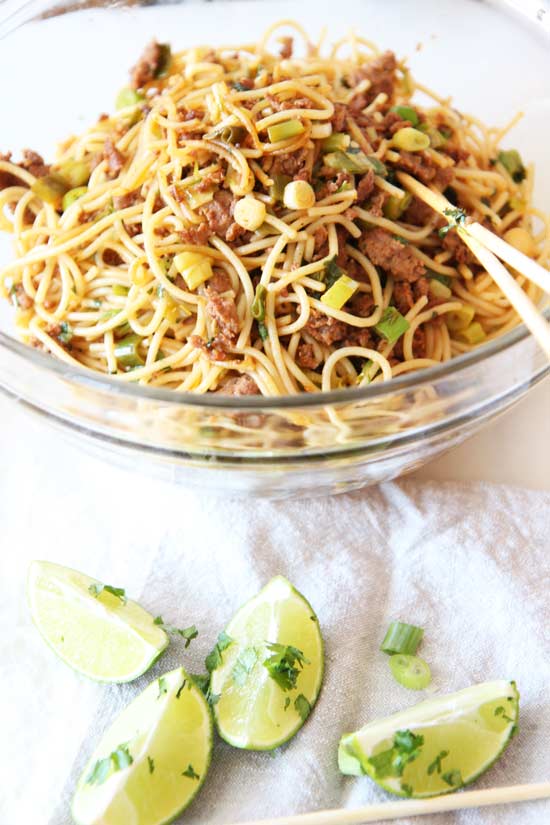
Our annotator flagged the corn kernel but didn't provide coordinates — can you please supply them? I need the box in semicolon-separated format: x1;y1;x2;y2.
233;195;266;231
283;180;316;210
503;226;536;258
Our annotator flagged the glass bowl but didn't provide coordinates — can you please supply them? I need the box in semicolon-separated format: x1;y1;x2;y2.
1;0;549;497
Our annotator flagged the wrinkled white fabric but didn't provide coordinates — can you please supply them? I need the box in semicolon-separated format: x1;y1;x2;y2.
1;402;549;825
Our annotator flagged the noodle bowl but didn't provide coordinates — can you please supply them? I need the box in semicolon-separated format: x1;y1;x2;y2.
0;20;547;401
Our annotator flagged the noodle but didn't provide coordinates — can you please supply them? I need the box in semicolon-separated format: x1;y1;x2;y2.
0;22;545;398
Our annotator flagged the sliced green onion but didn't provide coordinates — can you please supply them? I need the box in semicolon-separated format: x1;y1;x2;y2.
267;119;305;143
392;127;430;152
497;149;526;183
325;258;345;288
445;304;475;332
258;321;268;341
383;191;412;221
101;310;131;337
251;284;267;321
31;174;69;209
430;273;452;287
374;307;410;344
269;173;291;203
56;160;91;189
112;284;130;296
320;274;358;310
390;654;431;690
356;359;373;385
62;186;87;211
455;321;486;345
154;44;172;78
322;132;351;152
381;621;424;656
429;278;452;300
116;87;146;110
114;334;144;367
323;150;387;177
390;105;419;127
207;125;247;144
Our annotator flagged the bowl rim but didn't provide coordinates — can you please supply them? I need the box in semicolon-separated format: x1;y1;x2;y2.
1;306;549;410
0;0;549;411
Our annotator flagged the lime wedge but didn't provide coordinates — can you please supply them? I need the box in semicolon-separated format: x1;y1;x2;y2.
339;680;519;798
209;575;324;750
28;561;168;682
72;667;212;825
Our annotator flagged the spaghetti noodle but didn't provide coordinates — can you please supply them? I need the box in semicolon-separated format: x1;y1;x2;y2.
0;21;547;397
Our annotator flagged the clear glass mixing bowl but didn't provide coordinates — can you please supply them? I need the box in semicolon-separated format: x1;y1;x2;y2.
1;0;549;497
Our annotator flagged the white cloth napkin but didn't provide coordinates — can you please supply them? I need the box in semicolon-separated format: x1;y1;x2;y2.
1;408;549;825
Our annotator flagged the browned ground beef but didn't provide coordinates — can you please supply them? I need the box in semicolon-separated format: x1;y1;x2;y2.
113;190;141;210
103;139;125;177
356;169;375;203
218;374;260;395
402;196;436;226
304;309;347;346
316;172;352;201
296;343;321;370
21;150;50;178
131;41;163;89
359;228;426;282
395;151;454;189
180;222;212;245
200;190;247;243
268;147;311;181
205;287;240;343
189;334;229;361
393;277;430;314
443;230;475;265
279;36;293;59
208;269;233;293
350;51;397;110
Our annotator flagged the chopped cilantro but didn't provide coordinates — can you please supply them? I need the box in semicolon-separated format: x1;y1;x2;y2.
294;694;311;722
205;631;234;674
182;764;200;780
401;783;414;797
232;647;258;687
263;643;310;692
258;321;269;341
284;697;291;711
392;235;409;245
176;678;187;699
442;769;463;788
325;257;345;289
147;756;155;774
233;81;252;92
157;676;168;699
439;206;467;238
367;730;424;780
86;744;133;786
497;149;526;183
153;616;198;648
494;706;514;724
88;583;127;604
191;673;220;706
427;750;449;775
58;322;73;345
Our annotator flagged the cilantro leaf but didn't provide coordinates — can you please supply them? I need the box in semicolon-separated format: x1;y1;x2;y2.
86;744;133;786
442;769;463;788
205;631;233;674
88;583;127;604
157;677;168;699
401;783;414;797
294;694;311;722
494;706;514;724
232;647;258;687
263;643;309;692
367;730;424;780
153;616;198;648
438;207;467;238
147;756;155;774
176;678;187;699
182;764;200;780
191;673;220;706
427;750;449;776
284;697;291;711
258;321;268;341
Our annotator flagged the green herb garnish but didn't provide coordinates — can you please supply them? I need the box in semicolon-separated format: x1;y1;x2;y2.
494;706;515;724
367;730;424;780
205;631;234;673
438;206;467;238
442;769;463;788
258;321;268;341
86;744;133;786
153;616;198;648
427;750;449;775
88;583;127;604
157;676;168;699
497;149;526;183
232;647;258;687
147;756;155;774
182;764;200;780
263;643;309;691
294;694;311;722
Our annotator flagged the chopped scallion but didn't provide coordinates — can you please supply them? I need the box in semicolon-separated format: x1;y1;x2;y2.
381;621;424;656
323;150;387;177
497;149;526;183
321;132;351;152
390;105;419;127
114;334;144;367
116;87;146;110
320;274;358;310
267;119;305;143
374;307;410;344
251;284;267;321
383;192;412;221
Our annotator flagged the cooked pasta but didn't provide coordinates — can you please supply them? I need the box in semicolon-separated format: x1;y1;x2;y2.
0;20;547;397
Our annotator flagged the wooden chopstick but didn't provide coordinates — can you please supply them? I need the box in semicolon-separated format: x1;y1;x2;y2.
396;171;550;360
228;782;550;825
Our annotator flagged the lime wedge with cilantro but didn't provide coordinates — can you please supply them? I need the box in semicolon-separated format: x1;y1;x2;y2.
339;680;519;798
72;667;212;825
209;575;324;750
28;561;168;682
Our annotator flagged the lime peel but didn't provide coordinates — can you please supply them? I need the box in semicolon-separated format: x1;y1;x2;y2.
339;680;519;798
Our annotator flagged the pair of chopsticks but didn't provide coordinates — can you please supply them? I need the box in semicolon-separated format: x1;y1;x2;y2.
395;172;550;360
228;782;550;825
